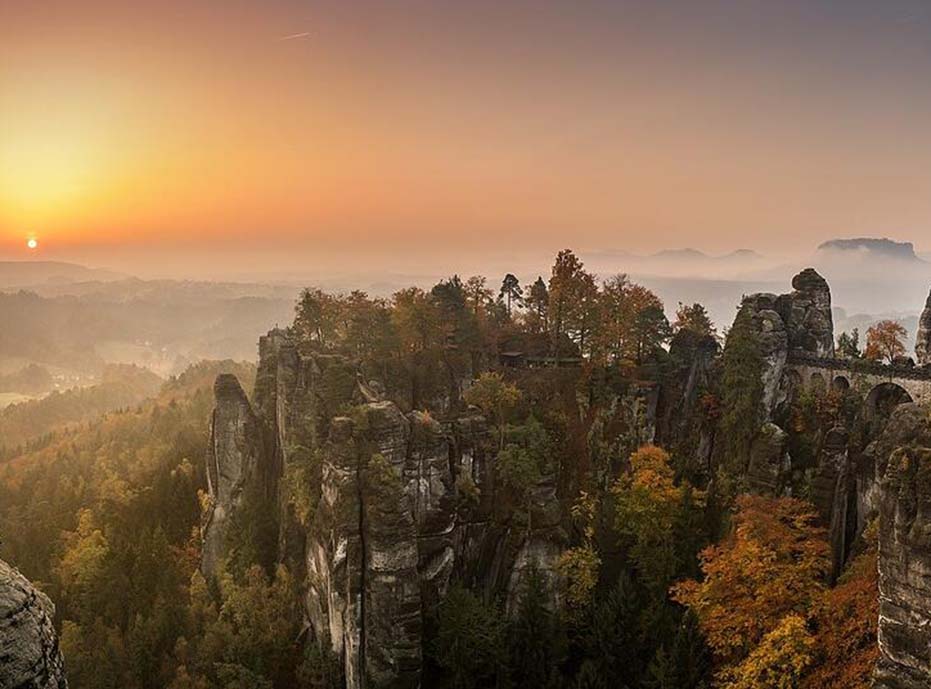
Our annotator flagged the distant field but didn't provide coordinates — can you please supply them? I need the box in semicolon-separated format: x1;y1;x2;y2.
0;392;33;409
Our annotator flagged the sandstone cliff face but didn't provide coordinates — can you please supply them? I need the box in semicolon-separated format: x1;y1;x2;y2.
738;268;834;422
915;289;931;365
204;331;565;689
201;373;272;577
0;559;67;689
783;268;834;358
873;403;931;688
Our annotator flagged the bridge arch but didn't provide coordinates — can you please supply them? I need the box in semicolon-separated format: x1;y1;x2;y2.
832;375;850;393
866;382;913;419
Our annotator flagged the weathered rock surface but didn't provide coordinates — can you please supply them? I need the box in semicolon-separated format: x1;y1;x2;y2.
740;293;790;418
205;331;565;689
915;289;931;365
656;331;719;477
810;426;852;578
873;403;931;688
201;373;272;577
784;268;834;357
738;268;834;420
0;559;67;689
746;422;789;495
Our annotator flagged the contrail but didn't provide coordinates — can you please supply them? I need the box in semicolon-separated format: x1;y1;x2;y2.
278;31;311;42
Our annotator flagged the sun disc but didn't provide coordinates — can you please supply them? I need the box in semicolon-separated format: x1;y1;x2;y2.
27;238;38;250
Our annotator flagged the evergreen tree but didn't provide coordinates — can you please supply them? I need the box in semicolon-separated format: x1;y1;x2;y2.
719;305;764;479
500;273;524;316
668;610;712;689
508;569;566;689
432;585;504;689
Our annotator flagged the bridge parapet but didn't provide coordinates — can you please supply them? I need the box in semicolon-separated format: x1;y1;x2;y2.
786;351;931;408
786;352;931;382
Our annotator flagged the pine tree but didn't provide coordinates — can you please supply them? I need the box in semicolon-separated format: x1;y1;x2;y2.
719;304;764;479
500;273;524;316
508;568;565;689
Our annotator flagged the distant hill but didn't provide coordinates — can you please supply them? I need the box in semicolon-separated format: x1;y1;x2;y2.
816;238;925;263
0;261;125;289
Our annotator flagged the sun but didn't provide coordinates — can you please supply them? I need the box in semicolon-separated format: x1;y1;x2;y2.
26;238;38;250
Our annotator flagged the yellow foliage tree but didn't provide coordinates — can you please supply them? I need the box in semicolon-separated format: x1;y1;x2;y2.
718;614;815;689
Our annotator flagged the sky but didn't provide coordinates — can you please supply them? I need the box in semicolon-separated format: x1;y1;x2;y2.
4;0;931;278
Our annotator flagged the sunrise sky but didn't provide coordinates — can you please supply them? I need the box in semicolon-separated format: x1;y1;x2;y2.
4;1;931;277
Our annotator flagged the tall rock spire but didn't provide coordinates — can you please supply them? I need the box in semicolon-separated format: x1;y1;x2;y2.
914;289;931;365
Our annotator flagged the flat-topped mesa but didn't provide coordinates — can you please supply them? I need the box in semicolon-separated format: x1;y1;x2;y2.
915;289;931;365
0;559;67;689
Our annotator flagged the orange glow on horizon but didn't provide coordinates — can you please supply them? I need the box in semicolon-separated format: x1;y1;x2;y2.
4;2;931;262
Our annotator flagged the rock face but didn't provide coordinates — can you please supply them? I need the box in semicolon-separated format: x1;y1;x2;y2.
810;426;852;578
740;293;790;418
0;559;67;689
201;374;272;577
784;268;834;358
203;330;565;689
746;422;789;495
737;268;834;420
915;289;931;365
873;403;931;688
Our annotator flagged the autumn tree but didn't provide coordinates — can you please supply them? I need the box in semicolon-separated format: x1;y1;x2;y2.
342;291;397;361
392;287;440;353
464;372;521;449
718;614;814;689
612;445;705;595
674;302;716;339
548;250;595;357
800;529;879;689
672;495;830;676
294;288;343;347
598;274;635;363
500;274;524;317
864;320;907;364
598;275;669;364
464;276;494;317
557;491;601;609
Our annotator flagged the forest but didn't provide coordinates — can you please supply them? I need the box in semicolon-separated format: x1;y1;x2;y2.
0;250;889;689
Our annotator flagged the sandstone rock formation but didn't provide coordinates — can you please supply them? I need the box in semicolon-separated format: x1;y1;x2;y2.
737;268;835;420
745;422;789;495
873;403;931;688
784;268;834;357
0;558;67;689
201;373;272;577
810;426;852;578
915;288;931;365
203;331;565;689
740;293;790;418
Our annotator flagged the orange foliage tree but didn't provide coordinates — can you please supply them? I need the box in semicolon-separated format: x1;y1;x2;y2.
672;495;830;674
864;320;907;364
801;533;879;689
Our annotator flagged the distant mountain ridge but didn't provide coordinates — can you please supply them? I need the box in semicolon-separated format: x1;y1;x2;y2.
0;260;125;288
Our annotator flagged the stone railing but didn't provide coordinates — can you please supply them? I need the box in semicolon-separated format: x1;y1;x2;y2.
786;351;931;382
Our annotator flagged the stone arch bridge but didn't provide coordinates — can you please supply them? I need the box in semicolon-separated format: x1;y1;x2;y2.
786;352;931;411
